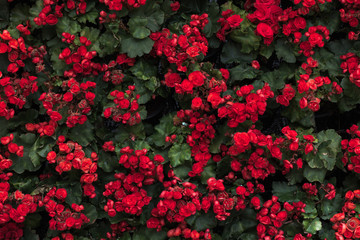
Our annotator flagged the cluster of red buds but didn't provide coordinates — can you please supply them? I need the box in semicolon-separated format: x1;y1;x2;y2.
99;0;146;11
236;181;265;211
175;110;217;177
202;178;235;221
25;120;57;137
339;0;360;28
331;190;360;239
254;196;306;239
166;222;212;239
293;0;332;15
103;147;164;217
147;181;202;230
230;127;282;160
0;133;38;240
275;126;316;174
34;0;87;26
301;57;318;75
219;83;274;127
0;134;23;160
341;53;360;87
106;221;135;240
39;78;96;128
302;182;336;200
341;125;360;173
247;0;282;45
102;54;135;85
279;8;307;43
150;14;209;72
38;187;90;231
231;148;276;180
0;30;46;119
164;67;228;110
299;26;330;57
46;136;98;198
297;74;342;112
276;84;296;107
216;10;243;41
103;85;141;126
60;33;104;78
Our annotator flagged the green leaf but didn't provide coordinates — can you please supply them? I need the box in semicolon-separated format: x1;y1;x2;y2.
181;0;209;13
221;41;254;64
306;152;324;169
203;2;220;37
138;92;151;104
128;17;150;39
168;143;191;167
98;150;118;172
201;164;216;184
0;0;9;29
221;2;242;15
230;28;261;54
239;233;257;240
118;232;131;240
321;193;342;220
56;17;81;35
0;118;8;137
173;165;191;180
11;133;41;174
260;64;295;90
134;140;150;150
132;228;167;240
282;222;304;237
145;77;160;92
68;121;94;146
29;0;43;20
9;4;29;26
275;39;296;63
23;226;40;240
77;10;98;24
304;203;318;219
121;36;154;58
272;182;300;202
10;174;39;193
316;129;341;170
259;44;274;59
229;63;259;83
28;136;54;169
314;48;342;77
194;212;217;231
80;27;100;44
303;217;322;234
83;203;98;223
303;165;327;183
50;48;68;75
130;59;157;80
209;124;228;154
149;113;177;147
98;31;120;57
319;222;336;240
129;0;164;32
316;12;340;34
61;182;83;205
8;109;38;129
286;167;304;185
23;213;42;229
281;100;315;128
339;77;360;112
327;39;352;56
222;209;257;239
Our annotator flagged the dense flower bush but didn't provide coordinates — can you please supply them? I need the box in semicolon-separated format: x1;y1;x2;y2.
1;0;360;239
